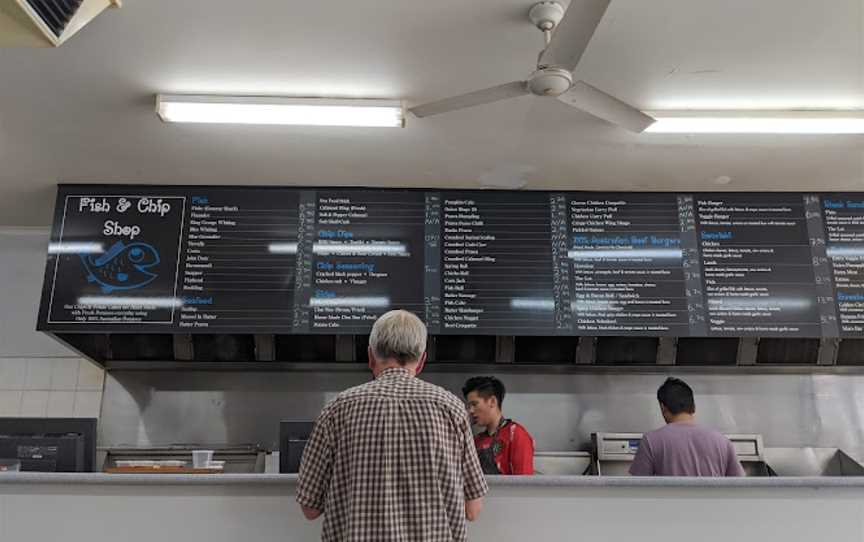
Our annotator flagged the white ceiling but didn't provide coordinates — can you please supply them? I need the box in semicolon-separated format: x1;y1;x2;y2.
1;0;863;226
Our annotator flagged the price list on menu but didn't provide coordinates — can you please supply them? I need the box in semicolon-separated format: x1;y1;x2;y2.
440;192;556;334
423;193;443;334
804;194;838;336
177;189;300;332
568;193;689;335
696;194;822;336
550;193;573;332
678;195;708;335
306;190;426;333
821;194;864;335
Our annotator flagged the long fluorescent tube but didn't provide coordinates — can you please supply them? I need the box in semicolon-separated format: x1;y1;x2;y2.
568;249;683;260
156;95;404;127
646;111;864;134
510;298;555;311
48;242;103;254
309;296;390;308
266;242;409;256
313;242;407;256
78;296;183;308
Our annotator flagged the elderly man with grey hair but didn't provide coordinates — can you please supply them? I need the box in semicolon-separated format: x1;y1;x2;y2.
297;309;488;542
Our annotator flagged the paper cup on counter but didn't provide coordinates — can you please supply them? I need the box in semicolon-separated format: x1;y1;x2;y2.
192;450;214;468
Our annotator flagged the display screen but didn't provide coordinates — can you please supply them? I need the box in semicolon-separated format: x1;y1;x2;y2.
37;185;856;337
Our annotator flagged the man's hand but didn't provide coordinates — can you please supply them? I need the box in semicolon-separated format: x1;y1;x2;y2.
301;505;323;520
465;497;483;521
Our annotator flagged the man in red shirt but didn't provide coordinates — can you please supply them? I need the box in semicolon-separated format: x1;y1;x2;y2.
462;376;535;475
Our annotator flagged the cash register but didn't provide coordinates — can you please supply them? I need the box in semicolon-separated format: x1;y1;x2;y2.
279;421;315;473
0;418;97;472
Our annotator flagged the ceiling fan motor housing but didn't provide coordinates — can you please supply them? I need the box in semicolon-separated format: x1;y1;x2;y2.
528;67;573;96
528;1;565;31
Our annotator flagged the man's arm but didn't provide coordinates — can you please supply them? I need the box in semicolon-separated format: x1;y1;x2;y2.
726;440;745;477
296;407;335;520
465;497;483;521
301;506;323;520
509;425;535;475
628;436;654;476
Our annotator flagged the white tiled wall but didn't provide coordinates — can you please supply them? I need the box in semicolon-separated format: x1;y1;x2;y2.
0;230;104;418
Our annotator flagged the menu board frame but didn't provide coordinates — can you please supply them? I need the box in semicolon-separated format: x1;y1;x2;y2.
36;184;863;339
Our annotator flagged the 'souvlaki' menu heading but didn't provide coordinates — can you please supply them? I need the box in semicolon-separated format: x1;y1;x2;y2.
37;185;864;338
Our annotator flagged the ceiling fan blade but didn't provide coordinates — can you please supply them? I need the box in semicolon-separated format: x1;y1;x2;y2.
409;81;529;118
539;0;610;71
557;80;655;132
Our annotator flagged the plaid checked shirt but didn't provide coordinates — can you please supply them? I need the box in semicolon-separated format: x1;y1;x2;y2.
297;367;489;542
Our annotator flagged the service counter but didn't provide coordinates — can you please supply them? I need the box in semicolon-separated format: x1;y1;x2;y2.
1;473;862;541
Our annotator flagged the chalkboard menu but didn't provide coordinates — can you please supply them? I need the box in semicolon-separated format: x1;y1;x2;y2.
37;185;864;338
695;194;824;337
822;194;864;336
305;190;427;333
567;193;689;336
179;189;300;333
438;192;556;335
43;192;186;327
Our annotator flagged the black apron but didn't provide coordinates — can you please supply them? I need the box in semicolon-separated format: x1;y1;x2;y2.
477;419;509;475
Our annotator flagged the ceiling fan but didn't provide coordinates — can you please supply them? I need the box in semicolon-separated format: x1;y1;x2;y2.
409;0;655;133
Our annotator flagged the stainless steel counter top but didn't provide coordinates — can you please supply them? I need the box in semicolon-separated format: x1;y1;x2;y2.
3;472;864;488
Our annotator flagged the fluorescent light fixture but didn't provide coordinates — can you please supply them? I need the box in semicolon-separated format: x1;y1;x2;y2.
78;296;183;308
568;249;683;260
313;242;407;256
573;300;616;312
707;297;811;310
48;242;103;254
510;298;555;311
646;111;864;134
827;246;864;259
268;242;298;254
267;242;409;256
156;94;404;127
309;296;390;308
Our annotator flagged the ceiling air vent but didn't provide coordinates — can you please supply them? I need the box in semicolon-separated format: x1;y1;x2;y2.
0;0;119;47
26;0;84;37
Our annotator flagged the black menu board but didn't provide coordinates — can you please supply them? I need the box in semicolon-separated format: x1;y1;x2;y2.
43;191;185;328
567;193;690;335
439;192;557;334
821;194;864;336
36;185;864;338
303;190;427;333
177;188;300;333
695;194;823;336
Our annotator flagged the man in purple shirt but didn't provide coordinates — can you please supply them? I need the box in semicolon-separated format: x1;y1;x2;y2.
629;377;745;477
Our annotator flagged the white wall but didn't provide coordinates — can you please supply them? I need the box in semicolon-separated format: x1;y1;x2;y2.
0;230;103;418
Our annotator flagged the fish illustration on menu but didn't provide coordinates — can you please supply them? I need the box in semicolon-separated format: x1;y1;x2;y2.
78;240;161;294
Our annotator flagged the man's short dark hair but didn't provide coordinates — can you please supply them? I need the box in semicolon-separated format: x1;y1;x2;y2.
657;377;695;415
462;376;505;408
